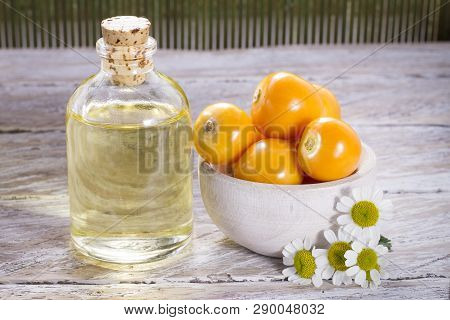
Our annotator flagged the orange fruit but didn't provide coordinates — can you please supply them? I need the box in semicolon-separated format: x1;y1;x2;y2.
193;103;260;165
313;84;341;119
251;72;324;141
297;118;361;182
233;138;303;185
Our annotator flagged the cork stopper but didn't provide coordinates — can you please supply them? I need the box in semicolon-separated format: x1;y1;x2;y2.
98;16;155;86
101;16;150;46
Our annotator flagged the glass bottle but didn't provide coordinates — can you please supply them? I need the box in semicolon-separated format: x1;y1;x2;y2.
66;16;193;265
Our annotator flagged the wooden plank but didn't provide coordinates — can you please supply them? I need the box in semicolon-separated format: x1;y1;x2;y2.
0;46;448;299
0;45;449;130
1;278;448;299
0;150;448;297
1;124;449;196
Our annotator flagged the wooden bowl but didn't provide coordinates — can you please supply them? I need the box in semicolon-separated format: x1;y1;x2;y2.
198;143;377;257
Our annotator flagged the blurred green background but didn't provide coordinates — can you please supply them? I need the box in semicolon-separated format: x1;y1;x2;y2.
1;0;449;49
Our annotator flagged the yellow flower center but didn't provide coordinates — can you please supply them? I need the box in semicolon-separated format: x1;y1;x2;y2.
294;249;317;279
357;248;378;271
327;241;352;271
351;200;379;227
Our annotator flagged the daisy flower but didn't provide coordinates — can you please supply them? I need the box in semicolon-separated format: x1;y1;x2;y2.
336;186;393;242
313;229;354;286
282;237;323;288
344;233;389;289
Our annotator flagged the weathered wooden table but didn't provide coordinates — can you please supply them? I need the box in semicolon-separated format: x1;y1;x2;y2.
0;44;449;299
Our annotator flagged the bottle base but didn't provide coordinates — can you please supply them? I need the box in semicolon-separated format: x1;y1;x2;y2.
72;233;191;265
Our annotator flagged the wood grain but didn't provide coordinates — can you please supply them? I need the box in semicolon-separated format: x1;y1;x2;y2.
0;45;449;299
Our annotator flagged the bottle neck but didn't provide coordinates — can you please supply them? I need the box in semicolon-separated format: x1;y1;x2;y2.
96;37;157;86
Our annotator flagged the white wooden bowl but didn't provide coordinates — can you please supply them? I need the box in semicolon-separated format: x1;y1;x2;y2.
198;143;376;257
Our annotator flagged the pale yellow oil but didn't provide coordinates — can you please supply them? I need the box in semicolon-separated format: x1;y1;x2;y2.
66;101;193;264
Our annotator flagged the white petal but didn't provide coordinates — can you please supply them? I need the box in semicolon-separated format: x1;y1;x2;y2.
283;256;294;266
303;237;312;250
312;274;323;288
322;265;335;279
312;248;327;258
361;186;372;200
282;249;294;258
291;239;304;251
316;255;328;268
352;188;362;201
360;281;367;288
337;214;352;225
382;210;393;220
332;270;344;286
282;267;297;277
351;241;364;253
340;196;355;208
343;223;356;239
361;227;371;242
375;245;388;255
369;281;378;289
288;274;300;282
361;280;369;288
355;270;366;285
338;227;352;242
299;278;312;285
351;225;362;239
344;250;358;266
283;242;297;256
370;269;381;285
346;265;360;276
324;230;337;244
336;202;350;213
343;274;353;285
368;231;381;248
371;188;384;203
368;227;378;243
